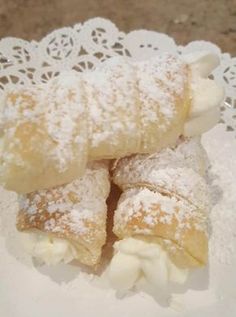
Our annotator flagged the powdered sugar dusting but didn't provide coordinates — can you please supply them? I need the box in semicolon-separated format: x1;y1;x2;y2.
84;57;140;155
136;54;186;129
148;167;209;210
202;125;236;265
114;187;206;244
1;71;87;172
0;54;188;184
17;162;110;243
113;137;209;246
114;137;209;211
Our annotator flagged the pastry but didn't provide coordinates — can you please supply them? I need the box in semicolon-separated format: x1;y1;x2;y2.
0;52;224;193
109;138;210;290
17;161;110;267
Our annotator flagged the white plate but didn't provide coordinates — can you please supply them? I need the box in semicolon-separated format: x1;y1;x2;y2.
0;17;236;317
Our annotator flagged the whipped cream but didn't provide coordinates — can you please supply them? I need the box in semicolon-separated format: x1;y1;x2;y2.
21;231;78;265
108;238;188;291
183;51;225;136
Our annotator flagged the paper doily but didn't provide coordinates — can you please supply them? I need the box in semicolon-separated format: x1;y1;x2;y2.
0;17;235;133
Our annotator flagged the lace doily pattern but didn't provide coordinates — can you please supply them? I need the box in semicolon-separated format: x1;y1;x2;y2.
0;17;235;134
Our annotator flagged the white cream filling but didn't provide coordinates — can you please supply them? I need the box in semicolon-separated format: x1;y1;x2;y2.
183;51;225;136
108;238;188;291
21;231;78;265
184;106;220;137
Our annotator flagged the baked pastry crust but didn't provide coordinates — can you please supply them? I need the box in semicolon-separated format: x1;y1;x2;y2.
112;138;209;268
17;161;110;266
0;54;189;193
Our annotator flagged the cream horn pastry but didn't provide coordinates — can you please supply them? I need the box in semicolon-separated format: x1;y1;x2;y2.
109;138;210;291
0;52;224;193
17;161;110;266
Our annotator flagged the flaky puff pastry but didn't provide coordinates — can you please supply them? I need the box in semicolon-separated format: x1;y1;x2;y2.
112;138;210;268
0;54;191;193
17;161;110;267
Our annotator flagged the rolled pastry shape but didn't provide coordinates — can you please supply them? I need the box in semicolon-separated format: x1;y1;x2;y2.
0;73;88;194
0;52;223;193
110;138;209;290
17;161;110;267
